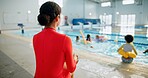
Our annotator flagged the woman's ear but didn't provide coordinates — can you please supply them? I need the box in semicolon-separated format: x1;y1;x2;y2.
54;16;58;22
54;15;60;26
55;15;60;22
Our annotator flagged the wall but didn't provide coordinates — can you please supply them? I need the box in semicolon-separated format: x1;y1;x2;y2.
1;0;94;29
0;0;3;31
0;19;1;33
62;0;84;23
0;0;39;30
143;0;148;25
85;0;98;19
97;0;148;25
115;0;143;25
1;0;147;30
62;0;98;24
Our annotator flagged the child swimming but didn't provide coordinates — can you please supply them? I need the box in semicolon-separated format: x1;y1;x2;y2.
143;49;148;54
76;36;80;45
76;36;80;42
95;35;107;42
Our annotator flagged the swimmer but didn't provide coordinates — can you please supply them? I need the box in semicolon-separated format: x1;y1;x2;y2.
86;34;93;48
95;35;107;42
76;36;80;45
86;34;92;42
143;49;148;54
76;36;80;42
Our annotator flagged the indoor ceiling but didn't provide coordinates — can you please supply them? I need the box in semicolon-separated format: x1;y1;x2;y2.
88;0;122;3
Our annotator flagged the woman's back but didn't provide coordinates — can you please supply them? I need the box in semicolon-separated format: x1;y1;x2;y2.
33;1;78;78
33;28;75;78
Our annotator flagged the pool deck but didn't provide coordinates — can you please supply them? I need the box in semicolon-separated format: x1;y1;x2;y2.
0;31;148;78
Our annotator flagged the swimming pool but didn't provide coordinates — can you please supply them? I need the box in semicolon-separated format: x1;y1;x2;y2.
13;28;148;64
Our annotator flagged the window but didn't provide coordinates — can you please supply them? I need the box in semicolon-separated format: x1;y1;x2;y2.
121;14;135;26
121;15;127;25
102;26;112;34
101;2;111;7
122;0;134;5
120;14;136;35
100;14;112;25
99;14;112;34
38;0;63;7
120;26;135;36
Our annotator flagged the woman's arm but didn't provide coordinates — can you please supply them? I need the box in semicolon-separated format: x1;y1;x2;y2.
63;36;78;73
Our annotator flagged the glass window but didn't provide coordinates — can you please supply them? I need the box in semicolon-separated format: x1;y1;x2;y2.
101;2;111;7
99;14;112;25
122;0;134;5
120;26;135;36
102;26;112;34
121;14;135;26
107;15;112;25
120;14;135;35
121;15;127;25
131;15;136;25
99;14;112;34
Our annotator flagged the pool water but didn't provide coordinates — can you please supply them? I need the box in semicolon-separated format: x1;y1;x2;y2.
14;29;148;64
66;30;148;45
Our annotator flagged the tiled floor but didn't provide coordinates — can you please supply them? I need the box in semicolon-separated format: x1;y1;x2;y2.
0;32;148;78
0;50;33;78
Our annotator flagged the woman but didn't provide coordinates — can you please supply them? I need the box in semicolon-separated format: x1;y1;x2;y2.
86;34;92;42
33;1;78;78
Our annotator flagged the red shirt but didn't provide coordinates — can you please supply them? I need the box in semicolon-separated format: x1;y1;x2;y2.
33;28;76;78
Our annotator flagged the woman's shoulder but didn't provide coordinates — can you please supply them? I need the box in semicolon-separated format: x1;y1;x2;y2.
55;32;66;37
64;35;71;40
33;31;42;38
55;32;71;40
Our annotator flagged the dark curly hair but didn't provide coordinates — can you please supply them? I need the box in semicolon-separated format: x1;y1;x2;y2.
125;35;134;43
38;1;61;26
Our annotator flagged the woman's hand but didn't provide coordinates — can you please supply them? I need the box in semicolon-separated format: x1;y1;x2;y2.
73;54;78;64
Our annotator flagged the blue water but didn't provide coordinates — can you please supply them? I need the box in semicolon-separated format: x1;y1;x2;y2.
65;30;148;45
14;29;148;64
